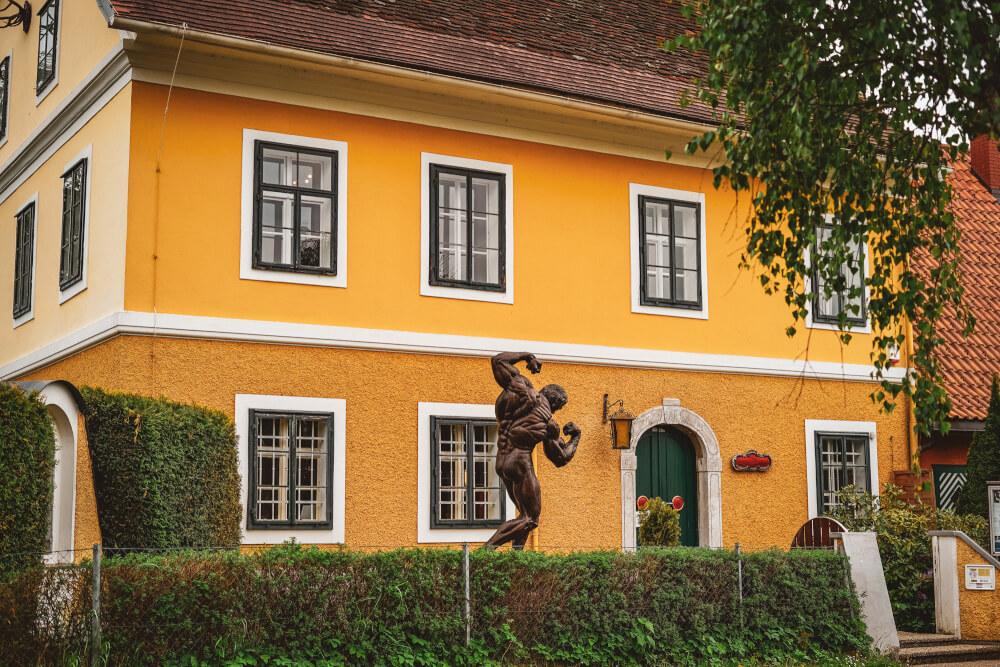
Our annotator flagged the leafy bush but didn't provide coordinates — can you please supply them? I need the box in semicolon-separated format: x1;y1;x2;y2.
956;375;1000;519
0;543;864;666
637;497;681;546
829;484;988;632
81;387;241;549
0;383;55;571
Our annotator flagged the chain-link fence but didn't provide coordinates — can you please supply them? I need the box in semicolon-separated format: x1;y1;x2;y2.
0;542;859;666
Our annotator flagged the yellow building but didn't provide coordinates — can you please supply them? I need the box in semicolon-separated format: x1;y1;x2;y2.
0;0;913;550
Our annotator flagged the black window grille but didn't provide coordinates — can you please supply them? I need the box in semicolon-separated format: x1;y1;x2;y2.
638;195;703;309
0;56;10;142
59;159;86;290
36;0;58;93
248;411;334;530
429;165;505;291
812;224;867;325
13;203;35;318
252;141;338;274
430;417;506;529
815;432;870;516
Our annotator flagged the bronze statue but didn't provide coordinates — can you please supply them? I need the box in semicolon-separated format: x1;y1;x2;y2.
484;352;581;548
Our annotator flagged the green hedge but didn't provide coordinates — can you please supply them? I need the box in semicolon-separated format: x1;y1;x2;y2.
83;545;866;666
81;387;241;549
0;383;55;570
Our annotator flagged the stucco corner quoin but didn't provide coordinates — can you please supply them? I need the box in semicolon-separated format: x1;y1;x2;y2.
620;401;723;550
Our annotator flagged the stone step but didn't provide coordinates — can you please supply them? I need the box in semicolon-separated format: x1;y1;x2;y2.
900;641;1000;665
899;632;963;648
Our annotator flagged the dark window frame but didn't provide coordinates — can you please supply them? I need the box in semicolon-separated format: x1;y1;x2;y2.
251;140;339;276
428;165;506;292
36;0;58;94
13;202;35;319
430;416;506;529
247;409;335;531
814;431;870;516
637;195;703;310
58;158;86;291
0;55;10;142
811;223;867;326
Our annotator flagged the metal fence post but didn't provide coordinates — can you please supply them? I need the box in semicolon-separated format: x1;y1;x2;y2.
735;542;744;629
91;544;101;666
462;542;471;647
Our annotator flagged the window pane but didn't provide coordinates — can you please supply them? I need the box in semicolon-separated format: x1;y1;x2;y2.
819;436;843;512
674;268;699;303
299;195;334;269
261;147;297;186
261;193;294;265
845;437;869;492
438;422;468;521
256;416;290;522
470;178;500;284
296;153;333;190
472;423;501;521
673;205;698;238
673;236;698;271
645;201;670;235
437;173;468;281
296;417;328;522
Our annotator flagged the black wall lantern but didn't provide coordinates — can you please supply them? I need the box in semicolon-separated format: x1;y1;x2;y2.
0;0;31;32
602;394;634;450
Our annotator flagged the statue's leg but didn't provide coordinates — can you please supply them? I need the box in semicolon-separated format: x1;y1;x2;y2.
511;466;541;550
483;456;540;548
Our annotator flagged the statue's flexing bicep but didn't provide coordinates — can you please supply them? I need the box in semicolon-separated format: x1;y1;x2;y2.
542;420;581;468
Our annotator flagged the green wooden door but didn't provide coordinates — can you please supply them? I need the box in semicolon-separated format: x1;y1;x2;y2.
636;426;699;547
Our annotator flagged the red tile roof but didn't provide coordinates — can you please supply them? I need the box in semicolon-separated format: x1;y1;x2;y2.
106;0;712;123
937;155;1000;420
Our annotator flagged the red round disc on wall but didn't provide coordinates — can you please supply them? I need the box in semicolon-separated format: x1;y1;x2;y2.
671;495;684;511
636;495;649;510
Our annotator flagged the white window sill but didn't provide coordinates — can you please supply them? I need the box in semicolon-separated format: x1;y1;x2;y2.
35;79;57;106
420;283;513;304
12;310;33;329
58;280;86;305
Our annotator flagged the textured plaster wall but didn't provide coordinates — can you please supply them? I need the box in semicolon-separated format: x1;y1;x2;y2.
23;336;911;549
72;412;100;560
955;539;1000;641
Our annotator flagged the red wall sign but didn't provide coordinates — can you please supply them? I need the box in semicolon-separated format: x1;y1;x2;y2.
731;450;772;472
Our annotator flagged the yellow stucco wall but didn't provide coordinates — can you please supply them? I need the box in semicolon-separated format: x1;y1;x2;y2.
124;82;887;367
72;411;100;560
1;83;131;361
22;335;911;549
956;538;1000;641
0;0;121;165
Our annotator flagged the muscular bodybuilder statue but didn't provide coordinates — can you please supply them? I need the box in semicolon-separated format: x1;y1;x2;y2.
484;352;581;548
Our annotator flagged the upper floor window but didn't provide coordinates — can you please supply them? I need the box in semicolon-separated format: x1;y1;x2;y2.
430;416;505;529
253;141;338;274
811;223;867;327
59;158;87;291
420;153;514;304
815;432;870;515
248;410;333;530
240;130;348;288
0;54;10;143
629;183;708;319
639;196;702;309
36;0;58;95
429;165;505;291
13;200;36;321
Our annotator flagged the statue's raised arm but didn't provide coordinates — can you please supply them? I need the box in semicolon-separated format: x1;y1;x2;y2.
491;352;542;389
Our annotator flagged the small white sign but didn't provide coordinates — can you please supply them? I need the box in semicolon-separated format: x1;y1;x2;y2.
965;564;996;591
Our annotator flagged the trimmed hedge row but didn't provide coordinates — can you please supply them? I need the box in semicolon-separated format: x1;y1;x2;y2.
81;387;241;549
0;383;55;570
86;544;866;666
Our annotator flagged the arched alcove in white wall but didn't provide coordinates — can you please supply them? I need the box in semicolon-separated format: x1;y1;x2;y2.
18;381;85;565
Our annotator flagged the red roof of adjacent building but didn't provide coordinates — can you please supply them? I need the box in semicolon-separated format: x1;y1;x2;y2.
937;153;1000;420
106;0;713;124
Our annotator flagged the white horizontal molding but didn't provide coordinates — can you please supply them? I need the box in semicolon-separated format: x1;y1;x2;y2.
1;310;909;384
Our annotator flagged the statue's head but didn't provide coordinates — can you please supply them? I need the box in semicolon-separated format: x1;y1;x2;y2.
540;384;568;412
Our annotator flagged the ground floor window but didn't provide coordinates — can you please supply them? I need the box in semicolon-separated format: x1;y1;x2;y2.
249;410;333;529
815;432;870;515
431;417;505;528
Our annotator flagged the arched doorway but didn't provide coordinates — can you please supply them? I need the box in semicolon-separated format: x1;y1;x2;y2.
635;426;699;546
620;399;723;549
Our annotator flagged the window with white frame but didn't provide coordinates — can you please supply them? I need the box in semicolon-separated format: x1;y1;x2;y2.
253;142;338;274
13;201;35;320
0;54;10;143
248;410;333;530
36;0;58;95
59;158;87;291
431;416;506;528
240;130;347;288
811;222;866;326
